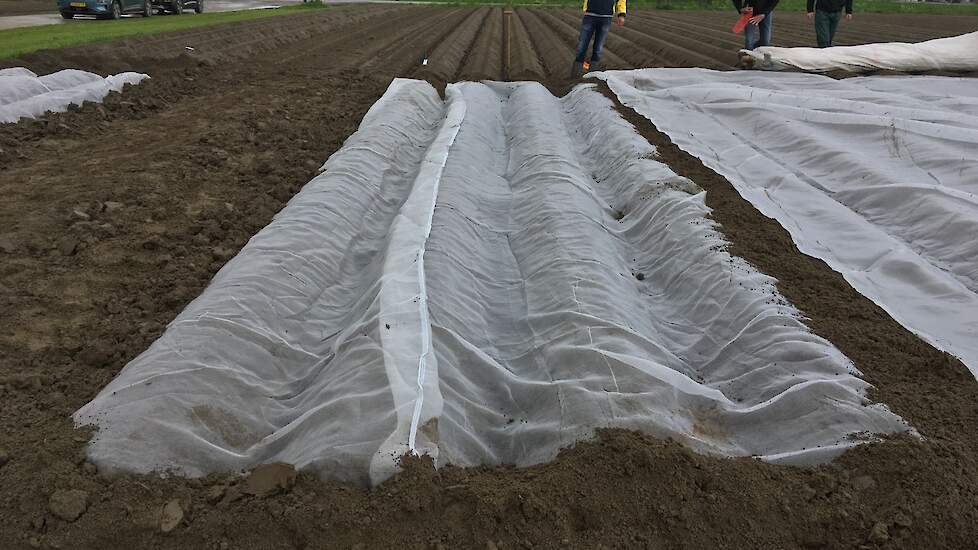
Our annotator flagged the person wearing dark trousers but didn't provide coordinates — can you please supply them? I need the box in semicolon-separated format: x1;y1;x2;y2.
807;0;853;48
732;0;779;50
571;0;626;78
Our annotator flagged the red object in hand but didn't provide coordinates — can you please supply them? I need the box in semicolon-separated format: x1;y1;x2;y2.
732;8;753;34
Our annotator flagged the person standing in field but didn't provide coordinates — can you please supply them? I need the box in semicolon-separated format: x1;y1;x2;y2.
732;0;779;50
807;0;853;47
571;0;626;78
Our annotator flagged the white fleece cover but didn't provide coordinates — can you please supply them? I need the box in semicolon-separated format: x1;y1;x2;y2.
75;78;908;486
0;67;148;124
596;68;978;376
742;31;978;73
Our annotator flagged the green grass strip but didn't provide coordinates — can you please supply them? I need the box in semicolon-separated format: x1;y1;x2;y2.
0;1;327;59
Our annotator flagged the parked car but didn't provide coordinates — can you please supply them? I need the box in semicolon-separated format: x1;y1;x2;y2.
151;0;203;14
58;0;154;19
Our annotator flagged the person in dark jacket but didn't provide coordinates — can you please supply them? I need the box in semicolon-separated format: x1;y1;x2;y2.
807;0;853;47
732;0;779;50
571;0;626;78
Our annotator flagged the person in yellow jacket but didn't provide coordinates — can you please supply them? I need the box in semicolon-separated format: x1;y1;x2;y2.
572;0;626;78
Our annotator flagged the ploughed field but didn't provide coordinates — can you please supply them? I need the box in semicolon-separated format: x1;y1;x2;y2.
4;6;975;84
2;6;978;550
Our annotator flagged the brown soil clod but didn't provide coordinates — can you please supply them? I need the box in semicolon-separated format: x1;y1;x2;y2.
48;489;89;523
158;499;184;533
241;463;297;498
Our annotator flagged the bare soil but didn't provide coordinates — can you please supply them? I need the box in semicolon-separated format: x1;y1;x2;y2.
2;6;978;550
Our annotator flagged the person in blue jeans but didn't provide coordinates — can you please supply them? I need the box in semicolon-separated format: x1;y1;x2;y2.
807;0;853;47
571;0;626;78
733;0;779;50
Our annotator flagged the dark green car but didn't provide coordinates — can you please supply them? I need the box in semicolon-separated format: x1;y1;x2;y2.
152;0;204;15
57;0;202;19
58;0;152;19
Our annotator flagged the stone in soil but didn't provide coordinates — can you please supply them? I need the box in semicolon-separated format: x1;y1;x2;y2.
869;521;890;543
159;499;184;533
57;237;79;256
0;235;16;253
49;489;89;522
205;484;227;504
242;463;297;497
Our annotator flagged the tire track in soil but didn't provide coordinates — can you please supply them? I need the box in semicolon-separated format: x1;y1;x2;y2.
0;7;403;75
165;10;395;61
0;7;420;162
619;26;730;69
0;6;454;164
447;7;495;81
121;7;395;55
656;11;962;48
624;12;746;64
459;7;503;82
629;13;746;51
517;8;576;86
233;6;431;72
350;8;461;78
552;9;728;70
509;9;547;82
531;8;630;70
765;19;919;46
770;15;964;43
624;12;808;51
546;9;664;69
361;8;473;88
599;8;976;47
548;9;674;69
858;13;978;34
350;8;458;84
416;7;492;84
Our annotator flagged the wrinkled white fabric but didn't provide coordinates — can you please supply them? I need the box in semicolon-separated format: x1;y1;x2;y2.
0;67;148;123
741;31;978;73
76;78;909;485
597;68;978;376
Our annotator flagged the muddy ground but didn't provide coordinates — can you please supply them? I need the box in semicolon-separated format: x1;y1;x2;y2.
2;6;978;549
